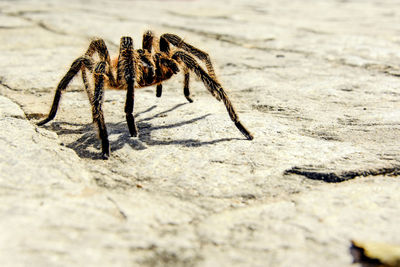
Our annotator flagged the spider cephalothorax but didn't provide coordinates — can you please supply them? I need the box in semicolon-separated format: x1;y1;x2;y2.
37;31;253;159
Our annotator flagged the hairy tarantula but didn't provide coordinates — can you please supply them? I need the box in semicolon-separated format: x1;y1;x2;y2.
37;31;253;159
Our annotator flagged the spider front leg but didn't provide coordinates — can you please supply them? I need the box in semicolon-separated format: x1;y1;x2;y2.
119;36;138;137
38;38;114;127
92;62;110;159
172;51;254;140
142;30;154;53
85;38;117;87
37;56;94;126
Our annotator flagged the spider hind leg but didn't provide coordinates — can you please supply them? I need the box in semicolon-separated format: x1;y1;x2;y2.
183;69;193;103
160;33;217;79
173;51;253;140
156;84;162;97
141;31;162;98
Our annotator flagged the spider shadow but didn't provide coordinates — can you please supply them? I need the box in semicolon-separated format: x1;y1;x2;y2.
45;103;241;159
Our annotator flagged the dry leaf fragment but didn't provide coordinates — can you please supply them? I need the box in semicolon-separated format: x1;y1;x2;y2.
350;240;400;267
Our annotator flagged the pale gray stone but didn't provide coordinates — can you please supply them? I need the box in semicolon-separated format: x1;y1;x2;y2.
0;0;399;266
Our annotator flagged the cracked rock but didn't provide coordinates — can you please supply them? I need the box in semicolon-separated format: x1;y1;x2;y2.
0;0;399;266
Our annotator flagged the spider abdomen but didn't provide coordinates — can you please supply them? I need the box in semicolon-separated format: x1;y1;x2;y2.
136;53;180;88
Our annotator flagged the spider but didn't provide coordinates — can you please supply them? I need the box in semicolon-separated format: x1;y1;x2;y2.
37;31;254;159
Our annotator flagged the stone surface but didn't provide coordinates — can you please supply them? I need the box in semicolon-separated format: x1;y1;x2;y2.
0;0;399;266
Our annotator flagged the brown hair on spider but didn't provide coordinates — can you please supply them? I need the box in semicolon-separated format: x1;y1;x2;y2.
37;31;253;159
